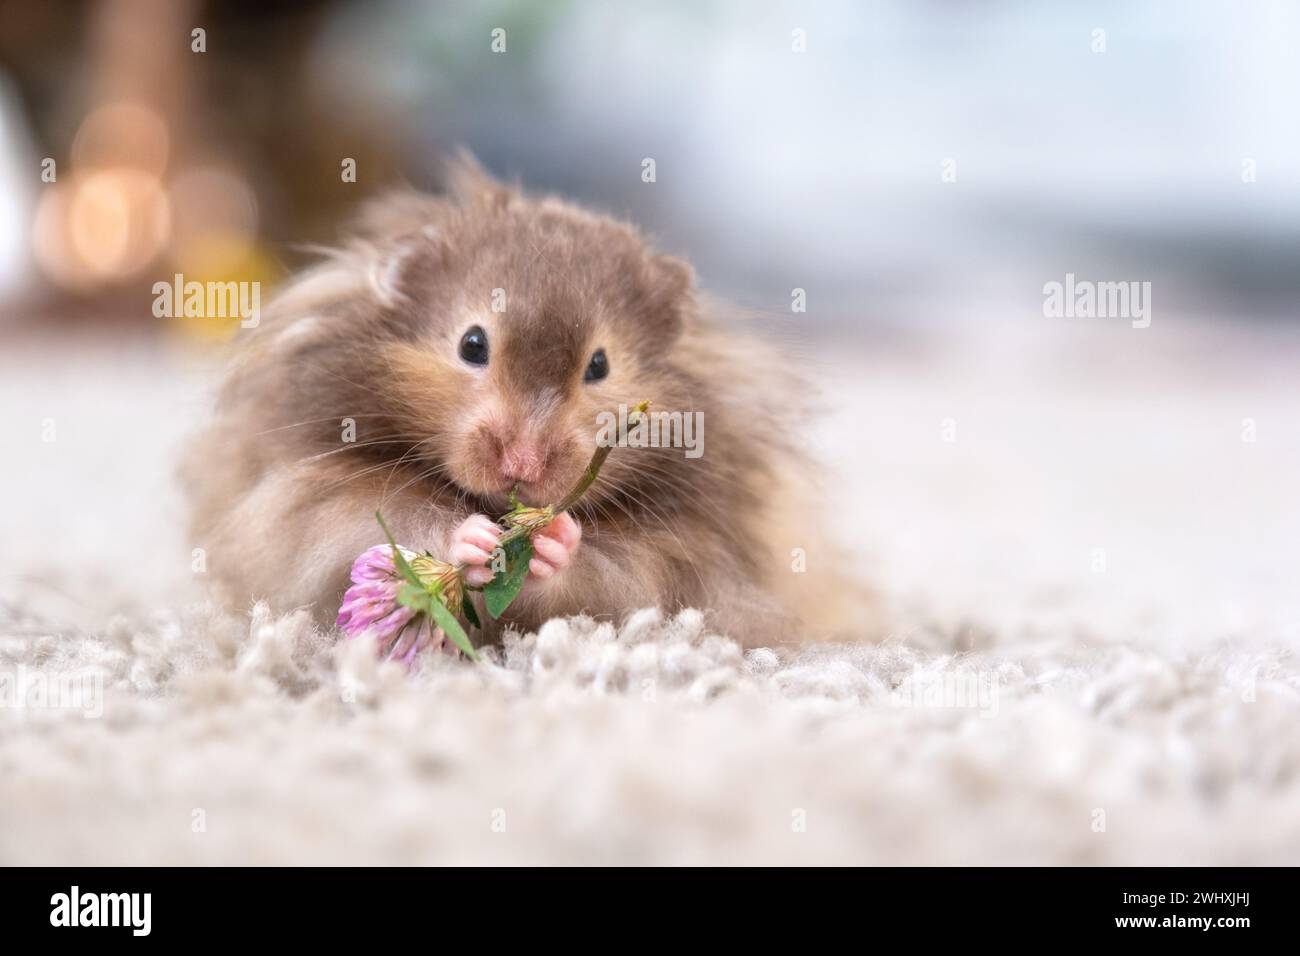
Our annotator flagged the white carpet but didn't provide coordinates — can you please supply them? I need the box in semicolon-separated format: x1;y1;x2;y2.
2;320;1299;865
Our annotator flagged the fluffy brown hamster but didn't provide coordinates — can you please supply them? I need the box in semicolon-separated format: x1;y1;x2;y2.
184;155;861;649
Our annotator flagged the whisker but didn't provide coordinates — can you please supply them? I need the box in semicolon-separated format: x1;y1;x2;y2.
249;414;388;438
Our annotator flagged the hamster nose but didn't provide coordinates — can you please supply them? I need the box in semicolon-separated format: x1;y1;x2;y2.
498;440;547;485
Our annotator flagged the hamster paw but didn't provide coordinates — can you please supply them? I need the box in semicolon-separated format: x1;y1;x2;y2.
527;512;582;580
449;514;504;585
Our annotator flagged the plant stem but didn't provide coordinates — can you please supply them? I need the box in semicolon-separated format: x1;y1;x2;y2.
551;399;651;517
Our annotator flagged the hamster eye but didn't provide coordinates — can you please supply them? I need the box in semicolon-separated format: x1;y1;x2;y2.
584;348;609;382
458;326;489;366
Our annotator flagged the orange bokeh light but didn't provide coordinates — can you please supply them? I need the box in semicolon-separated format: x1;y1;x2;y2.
70;101;170;176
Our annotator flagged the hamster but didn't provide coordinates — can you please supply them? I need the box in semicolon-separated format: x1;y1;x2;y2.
184;155;863;649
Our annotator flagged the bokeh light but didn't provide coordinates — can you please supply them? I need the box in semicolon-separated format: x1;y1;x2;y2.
31;183;94;291
70;100;169;176
168;165;260;275
69;167;170;278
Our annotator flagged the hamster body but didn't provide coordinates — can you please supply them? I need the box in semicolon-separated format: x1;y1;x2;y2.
184;157;861;648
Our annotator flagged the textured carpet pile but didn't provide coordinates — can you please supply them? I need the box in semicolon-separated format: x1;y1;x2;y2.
2;324;1298;865
2;597;1298;865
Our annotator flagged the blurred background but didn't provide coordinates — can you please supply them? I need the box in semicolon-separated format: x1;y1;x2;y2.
1;0;1298;336
1;0;1298;642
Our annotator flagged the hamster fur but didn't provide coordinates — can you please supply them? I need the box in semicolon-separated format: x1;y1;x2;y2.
183;156;868;649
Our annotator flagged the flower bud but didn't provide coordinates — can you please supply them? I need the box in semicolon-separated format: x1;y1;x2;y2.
409;554;462;614
503;505;556;535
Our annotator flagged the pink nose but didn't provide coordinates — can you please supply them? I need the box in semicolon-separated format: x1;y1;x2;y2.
499;441;547;485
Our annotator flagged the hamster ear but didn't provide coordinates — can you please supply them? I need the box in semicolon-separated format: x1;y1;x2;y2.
353;189;447;241
442;148;515;211
367;224;449;309
642;253;694;337
649;254;694;301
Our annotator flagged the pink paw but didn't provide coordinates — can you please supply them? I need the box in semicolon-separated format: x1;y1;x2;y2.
449;514;503;585
527;512;581;581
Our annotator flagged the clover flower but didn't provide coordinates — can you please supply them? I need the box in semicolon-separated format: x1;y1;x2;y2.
336;545;458;663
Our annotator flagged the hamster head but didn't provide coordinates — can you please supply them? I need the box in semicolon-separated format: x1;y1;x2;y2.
300;168;700;512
